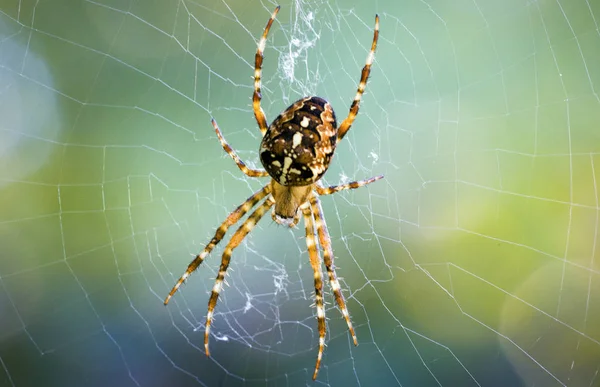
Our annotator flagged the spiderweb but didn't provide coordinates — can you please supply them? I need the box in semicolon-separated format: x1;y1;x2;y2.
1;0;599;386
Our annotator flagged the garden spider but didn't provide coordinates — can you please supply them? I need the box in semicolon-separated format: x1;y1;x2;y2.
164;6;381;380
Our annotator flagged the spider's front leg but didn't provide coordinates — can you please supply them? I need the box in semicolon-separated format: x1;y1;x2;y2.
204;196;275;355
301;202;327;380
164;185;272;305
310;195;357;345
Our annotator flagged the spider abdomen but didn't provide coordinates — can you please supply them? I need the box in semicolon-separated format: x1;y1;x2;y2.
259;96;337;186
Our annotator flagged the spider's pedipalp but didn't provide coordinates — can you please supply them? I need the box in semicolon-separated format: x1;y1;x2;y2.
316;174;383;196
337;14;379;141
301;202;326;380
212;118;269;178
164;185;272;305
273;213;295;227
204;195;275;355
310;195;357;345
253;6;280;136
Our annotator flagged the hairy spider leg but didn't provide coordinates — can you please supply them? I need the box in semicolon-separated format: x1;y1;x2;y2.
337;14;380;141
310;195;357;345
253;6;280;136
204;196;275;356
164;185;272;305
165;7;384;382
301;203;327;380
315;175;384;196
212;118;269;177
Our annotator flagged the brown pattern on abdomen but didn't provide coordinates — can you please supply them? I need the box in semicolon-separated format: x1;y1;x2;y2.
260;96;338;186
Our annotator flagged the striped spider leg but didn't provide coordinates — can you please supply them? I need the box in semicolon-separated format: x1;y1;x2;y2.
163;185;271;305
336;14;379;141
164;7;382;382
303;175;382;380
202;196;275;355
253;6;280;136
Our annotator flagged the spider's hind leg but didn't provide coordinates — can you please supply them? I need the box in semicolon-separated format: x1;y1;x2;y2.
337;14;379;141
253;6;280;136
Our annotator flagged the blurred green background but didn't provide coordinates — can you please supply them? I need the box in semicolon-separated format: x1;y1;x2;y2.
1;0;599;386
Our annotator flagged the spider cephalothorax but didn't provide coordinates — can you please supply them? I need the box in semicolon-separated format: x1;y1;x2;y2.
164;6;381;381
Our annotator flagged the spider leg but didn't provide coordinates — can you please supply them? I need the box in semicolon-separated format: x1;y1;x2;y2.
212;118;269;178
336;14;379;141
164;184;272;305
310;195;357;346
253;6;280;136
315;175;383;196
301;203;326;380
204;195;275;356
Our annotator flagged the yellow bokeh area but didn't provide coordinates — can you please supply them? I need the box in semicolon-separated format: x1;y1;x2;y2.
1;0;599;386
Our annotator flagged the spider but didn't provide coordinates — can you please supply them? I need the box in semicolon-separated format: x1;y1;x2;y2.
164;6;381;380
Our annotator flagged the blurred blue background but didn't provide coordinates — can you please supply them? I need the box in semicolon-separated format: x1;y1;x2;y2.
1;0;599;386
